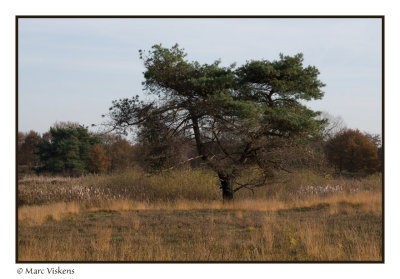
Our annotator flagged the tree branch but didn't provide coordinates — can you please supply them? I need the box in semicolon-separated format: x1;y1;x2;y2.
233;182;254;194
165;155;205;170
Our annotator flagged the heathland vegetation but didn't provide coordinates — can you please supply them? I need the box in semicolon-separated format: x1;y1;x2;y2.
17;169;382;261
17;45;382;262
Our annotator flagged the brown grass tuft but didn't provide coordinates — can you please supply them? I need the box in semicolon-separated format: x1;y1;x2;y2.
18;202;80;224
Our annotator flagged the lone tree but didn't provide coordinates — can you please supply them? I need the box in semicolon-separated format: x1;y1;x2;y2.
106;44;326;200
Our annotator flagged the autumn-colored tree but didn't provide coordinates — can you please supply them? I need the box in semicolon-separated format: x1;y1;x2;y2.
86;144;111;173
325;129;380;174
18;132;25;151
108;139;136;171
97;133;137;171
18;130;41;167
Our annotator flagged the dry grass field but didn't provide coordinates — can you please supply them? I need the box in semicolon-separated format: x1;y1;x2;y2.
17;169;382;262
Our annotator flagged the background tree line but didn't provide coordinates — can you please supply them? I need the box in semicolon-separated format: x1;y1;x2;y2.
17;122;138;176
17;120;382;177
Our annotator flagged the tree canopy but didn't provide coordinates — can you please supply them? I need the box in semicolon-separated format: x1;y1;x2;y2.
106;44;327;200
324;129;380;174
18;130;41;168
36;125;102;175
98;134;138;172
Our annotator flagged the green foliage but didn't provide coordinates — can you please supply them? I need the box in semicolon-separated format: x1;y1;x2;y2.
36;125;101;175
107;44;327;199
236;54;325;102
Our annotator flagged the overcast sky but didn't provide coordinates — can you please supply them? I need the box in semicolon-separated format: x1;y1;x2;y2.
18;17;382;136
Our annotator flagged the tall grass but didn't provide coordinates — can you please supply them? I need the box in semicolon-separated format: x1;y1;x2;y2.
18;200;382;261
18;191;381;225
18;168;220;206
17;168;382;261
18;167;382;206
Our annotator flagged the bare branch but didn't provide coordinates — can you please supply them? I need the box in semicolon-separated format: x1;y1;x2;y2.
165;155;205;171
233;183;254;194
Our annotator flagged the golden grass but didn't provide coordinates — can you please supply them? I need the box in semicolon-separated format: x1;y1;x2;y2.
18;202;80;225
18;200;382;261
18;169;382;206
18;191;381;225
17;169;382;262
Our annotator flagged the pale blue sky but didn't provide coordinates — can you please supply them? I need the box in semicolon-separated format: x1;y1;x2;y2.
18;18;382;135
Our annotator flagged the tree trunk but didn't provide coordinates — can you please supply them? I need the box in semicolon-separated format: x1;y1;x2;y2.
218;173;234;201
191;116;234;201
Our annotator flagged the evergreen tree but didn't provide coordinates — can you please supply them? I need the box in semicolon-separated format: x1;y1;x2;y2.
106;44;326;200
36;125;101;175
